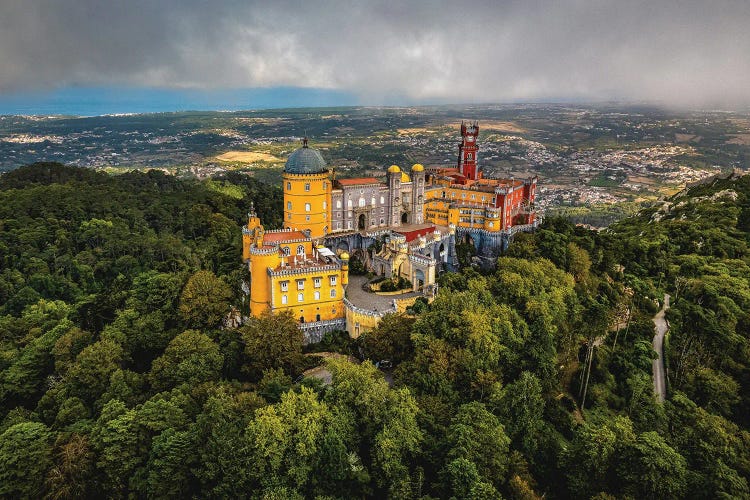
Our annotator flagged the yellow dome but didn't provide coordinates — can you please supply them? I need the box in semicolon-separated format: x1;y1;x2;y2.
340;252;350;260
401;172;411;183
412;163;424;172
387;165;401;173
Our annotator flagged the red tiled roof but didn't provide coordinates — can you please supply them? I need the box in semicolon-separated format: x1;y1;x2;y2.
263;230;308;243
336;177;381;186
398;226;436;242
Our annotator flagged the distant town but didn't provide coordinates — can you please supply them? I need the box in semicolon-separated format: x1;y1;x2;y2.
1;104;747;226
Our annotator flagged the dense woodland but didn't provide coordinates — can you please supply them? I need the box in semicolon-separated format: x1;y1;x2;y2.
0;163;748;499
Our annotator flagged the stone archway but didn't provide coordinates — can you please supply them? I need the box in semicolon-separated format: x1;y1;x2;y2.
435;242;446;262
358;214;366;230
415;269;425;289
401;212;408;224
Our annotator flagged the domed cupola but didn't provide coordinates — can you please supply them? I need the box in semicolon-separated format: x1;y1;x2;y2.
284;138;327;174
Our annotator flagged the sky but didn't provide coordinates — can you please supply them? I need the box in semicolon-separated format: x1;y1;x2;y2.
1;0;749;113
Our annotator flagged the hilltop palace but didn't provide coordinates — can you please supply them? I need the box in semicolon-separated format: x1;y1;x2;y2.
242;122;538;341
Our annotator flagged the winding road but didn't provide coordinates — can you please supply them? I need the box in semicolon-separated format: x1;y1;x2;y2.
652;294;670;403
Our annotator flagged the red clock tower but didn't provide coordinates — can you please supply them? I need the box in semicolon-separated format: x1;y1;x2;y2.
457;121;480;180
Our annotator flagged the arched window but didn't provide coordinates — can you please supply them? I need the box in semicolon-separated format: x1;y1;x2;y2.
347;199;352;208
305;203;311;212
380;196;385;204
282;246;291;256
297;245;304;255
358;197;365;207
336;200;342;209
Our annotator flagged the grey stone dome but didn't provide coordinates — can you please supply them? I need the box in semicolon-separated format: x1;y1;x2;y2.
284;140;327;174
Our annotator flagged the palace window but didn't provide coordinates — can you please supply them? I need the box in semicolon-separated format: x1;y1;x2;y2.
323;201;327;210
359;197;365;207
314;291;320;300
304;183;311;192
297;293;304;302
330;289;337;298
280;281;289;292
287;182;291;190
347;221;352;229
305;203;311;212
288;213;292;220
297;279;305;290
282;246;290;256
281;295;288;304
297;245;305;255
287;201;292;210
337;222;342;229
329;276;337;286
336;200;342;209
380;195;385;204
323;182;328;190
306;215;310;221
313;277;321;288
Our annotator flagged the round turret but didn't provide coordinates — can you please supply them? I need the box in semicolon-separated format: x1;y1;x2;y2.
387;165;401;174
412;163;424;172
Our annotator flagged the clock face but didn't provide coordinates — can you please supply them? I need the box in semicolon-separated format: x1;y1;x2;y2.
466;136;474;142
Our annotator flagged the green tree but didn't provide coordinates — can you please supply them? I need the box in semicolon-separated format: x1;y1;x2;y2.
0;422;54;499
179;270;233;329
240;310;304;380
149;330;223;391
359;313;414;365
246;386;357;494
66;338;124;404
618;431;688;499
445;402;510;488
494;371;544;455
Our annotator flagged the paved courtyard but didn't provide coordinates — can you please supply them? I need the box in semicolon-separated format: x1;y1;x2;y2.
345;275;421;312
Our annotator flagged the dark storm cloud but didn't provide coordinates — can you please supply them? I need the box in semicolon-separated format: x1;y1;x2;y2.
1;0;749;107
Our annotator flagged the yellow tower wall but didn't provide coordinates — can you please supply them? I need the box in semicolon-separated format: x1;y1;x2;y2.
248;249;280;316
283;171;332;239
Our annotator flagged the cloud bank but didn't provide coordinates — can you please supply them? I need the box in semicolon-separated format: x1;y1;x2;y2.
1;0;749;107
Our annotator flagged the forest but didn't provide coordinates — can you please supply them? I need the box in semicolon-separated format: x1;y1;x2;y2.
0;163;748;499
